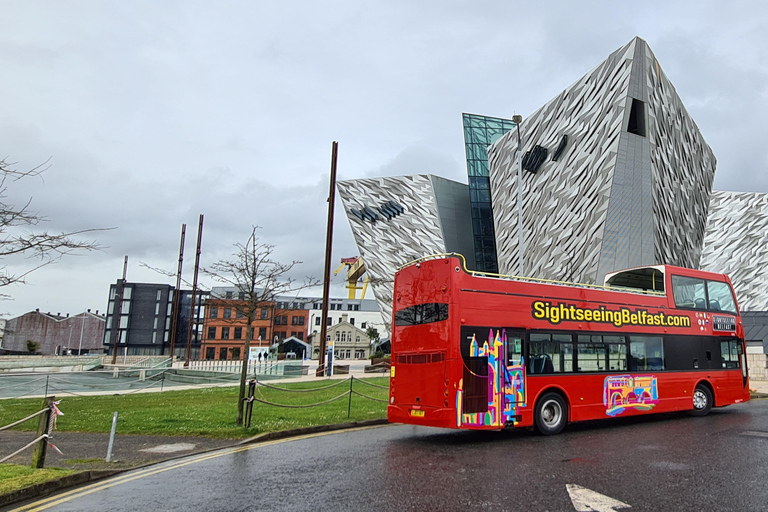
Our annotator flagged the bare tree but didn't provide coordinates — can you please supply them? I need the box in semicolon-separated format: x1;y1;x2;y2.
203;226;319;426
0;158;104;298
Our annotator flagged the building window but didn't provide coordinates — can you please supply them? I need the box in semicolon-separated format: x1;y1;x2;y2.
291;316;298;325
327;317;332;326
236;309;244;319
361;322;367;329
258;327;267;340
261;309;269;320
231;347;241;360
313;303;320;310
315;317;321;326
347;304;353;311
238;292;245;300
224;308;232;319
335;331;340;341
356;336;360;343
206;347;215;360
222;327;230;340
219;347;227;360
350;318;355;326
297;332;304;341
234;327;242;339
208;327;216;339
210;307;218;319
298;317;305;326
225;291;233;299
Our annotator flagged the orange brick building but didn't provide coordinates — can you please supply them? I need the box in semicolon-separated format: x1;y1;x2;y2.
200;296;310;361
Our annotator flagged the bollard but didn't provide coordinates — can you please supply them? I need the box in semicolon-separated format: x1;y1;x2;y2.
139;369;146;382
31;396;54;468
348;376;354;418
106;412;119;462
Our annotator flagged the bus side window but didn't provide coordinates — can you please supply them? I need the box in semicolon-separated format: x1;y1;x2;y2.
629;336;665;371
721;340;740;369
671;275;706;309
507;333;523;365
529;333;573;373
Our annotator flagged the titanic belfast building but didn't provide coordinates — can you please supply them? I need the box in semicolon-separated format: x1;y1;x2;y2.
337;37;768;333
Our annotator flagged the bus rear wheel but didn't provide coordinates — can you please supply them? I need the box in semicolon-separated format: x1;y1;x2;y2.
690;385;713;417
535;392;567;435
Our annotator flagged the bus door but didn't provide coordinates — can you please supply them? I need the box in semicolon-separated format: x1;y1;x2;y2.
458;327;525;428
504;330;526;425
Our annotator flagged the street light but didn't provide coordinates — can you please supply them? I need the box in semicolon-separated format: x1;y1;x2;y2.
512;114;524;276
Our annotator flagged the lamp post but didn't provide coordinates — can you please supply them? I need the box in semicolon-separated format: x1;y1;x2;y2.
512;114;524;276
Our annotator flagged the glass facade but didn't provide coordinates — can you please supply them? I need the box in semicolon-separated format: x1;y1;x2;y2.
462;113;517;273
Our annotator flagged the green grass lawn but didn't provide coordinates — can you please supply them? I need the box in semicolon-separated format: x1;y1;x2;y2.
0;464;76;495
0;377;389;439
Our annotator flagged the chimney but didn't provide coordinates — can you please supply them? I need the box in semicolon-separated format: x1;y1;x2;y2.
87;309;91;313
36;308;39;312
66;313;69;317
95;310;99;315
342;313;349;323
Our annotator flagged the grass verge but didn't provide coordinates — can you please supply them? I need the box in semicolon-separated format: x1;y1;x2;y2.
0;377;389;439
0;464;76;495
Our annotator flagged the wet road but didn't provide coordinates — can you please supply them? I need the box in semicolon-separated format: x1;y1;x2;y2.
9;400;768;512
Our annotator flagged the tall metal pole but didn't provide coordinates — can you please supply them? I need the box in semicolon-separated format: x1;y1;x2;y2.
316;141;338;377
168;224;187;361
512;114;524;276
185;215;204;367
110;256;129;364
77;308;86;355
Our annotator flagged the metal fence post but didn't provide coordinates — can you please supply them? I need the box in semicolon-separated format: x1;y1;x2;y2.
347;376;354;418
31;396;54;468
106;411;119;462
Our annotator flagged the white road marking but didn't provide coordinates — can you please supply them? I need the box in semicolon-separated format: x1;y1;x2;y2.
567;484;631;512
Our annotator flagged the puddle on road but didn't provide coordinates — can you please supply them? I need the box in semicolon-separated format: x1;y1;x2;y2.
140;443;197;453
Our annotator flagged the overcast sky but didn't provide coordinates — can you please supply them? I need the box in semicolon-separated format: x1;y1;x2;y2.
0;1;766;318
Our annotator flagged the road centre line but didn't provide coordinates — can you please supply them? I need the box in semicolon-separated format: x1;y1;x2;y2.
13;425;387;512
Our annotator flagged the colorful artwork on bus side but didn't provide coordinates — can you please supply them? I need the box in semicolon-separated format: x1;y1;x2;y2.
456;329;525;427
603;375;659;417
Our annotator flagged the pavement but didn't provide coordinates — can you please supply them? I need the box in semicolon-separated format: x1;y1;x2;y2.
1;370;764;508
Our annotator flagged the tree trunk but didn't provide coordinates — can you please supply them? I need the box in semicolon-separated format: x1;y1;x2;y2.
236;320;254;426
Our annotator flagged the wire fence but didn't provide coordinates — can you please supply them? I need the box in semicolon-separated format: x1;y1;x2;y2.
0;397;62;467
242;376;389;428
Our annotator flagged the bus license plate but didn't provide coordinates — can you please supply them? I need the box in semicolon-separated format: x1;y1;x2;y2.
410;409;425;417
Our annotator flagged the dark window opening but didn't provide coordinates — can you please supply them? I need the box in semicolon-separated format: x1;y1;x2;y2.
627;98;646;137
395;303;448;326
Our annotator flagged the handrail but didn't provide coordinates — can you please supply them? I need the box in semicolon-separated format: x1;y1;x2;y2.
397;252;666;297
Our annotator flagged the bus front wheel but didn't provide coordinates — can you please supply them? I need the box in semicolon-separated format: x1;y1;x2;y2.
690;385;713;416
535;392;567;435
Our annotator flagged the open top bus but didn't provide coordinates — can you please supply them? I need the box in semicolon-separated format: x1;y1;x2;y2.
388;254;749;435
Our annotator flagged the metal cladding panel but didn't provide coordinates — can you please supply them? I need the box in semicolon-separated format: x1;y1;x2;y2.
488;38;634;282
701;191;768;311
488;36;715;284
337;175;448;334
644;40;716;272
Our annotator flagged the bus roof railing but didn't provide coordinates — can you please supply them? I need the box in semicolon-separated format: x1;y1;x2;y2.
397;253;666;297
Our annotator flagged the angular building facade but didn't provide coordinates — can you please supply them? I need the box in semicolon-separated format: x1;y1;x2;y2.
701;191;768;311
488;36;716;284
340;36;768;339
337;174;474;332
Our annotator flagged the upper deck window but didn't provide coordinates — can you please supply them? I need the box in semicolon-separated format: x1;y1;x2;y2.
395;303;448;326
671;275;707;309
672;275;738;315
605;267;664;292
706;281;737;315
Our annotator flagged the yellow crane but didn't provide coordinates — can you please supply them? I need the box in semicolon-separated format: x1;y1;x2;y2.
334;256;369;300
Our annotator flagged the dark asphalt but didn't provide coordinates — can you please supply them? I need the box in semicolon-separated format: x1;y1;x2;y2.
8;400;768;512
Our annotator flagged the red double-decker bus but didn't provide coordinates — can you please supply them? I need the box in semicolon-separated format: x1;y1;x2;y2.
388;254;750;435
